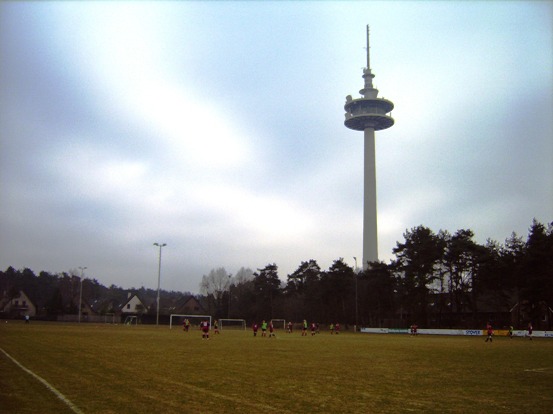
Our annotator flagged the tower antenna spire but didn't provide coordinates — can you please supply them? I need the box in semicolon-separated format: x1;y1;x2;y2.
366;24;370;70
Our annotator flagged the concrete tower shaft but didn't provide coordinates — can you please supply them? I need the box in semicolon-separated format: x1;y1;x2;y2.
344;25;395;269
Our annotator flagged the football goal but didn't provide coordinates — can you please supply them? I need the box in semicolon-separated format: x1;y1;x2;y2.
219;319;247;331
104;313;116;324
123;315;138;325
169;314;212;330
270;319;286;330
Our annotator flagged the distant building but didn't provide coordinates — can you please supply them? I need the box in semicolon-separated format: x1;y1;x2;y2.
174;295;204;315
0;290;37;318
121;293;147;315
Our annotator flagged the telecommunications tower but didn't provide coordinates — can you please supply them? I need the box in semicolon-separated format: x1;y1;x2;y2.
344;25;394;269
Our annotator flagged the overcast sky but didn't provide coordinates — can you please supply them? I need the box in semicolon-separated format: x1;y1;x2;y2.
1;1;551;293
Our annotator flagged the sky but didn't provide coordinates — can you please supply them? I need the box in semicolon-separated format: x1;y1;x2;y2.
1;1;552;294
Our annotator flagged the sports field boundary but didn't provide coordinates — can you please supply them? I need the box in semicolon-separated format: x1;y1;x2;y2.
0;347;84;414
360;327;553;337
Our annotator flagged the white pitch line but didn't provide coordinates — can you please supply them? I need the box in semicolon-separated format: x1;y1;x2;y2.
0;347;84;414
523;367;553;372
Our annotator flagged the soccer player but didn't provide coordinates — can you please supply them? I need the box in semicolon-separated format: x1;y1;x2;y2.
508;325;514;339
252;322;259;337
261;320;268;337
485;323;493;342
184;318;190;332
335;323;340;334
329;323;334;334
527;323;533;340
213;319;220;334
310;322;316;336
200;320;210;340
269;321;275;338
287;321;293;334
302;319;308;336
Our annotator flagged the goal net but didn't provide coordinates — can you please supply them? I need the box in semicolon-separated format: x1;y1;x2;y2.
270;319;286;330
169;314;212;330
219;319;247;331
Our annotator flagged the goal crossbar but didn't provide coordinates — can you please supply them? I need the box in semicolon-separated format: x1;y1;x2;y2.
219;318;247;331
169;314;212;330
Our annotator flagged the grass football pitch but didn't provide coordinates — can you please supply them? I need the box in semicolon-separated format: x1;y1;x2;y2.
1;322;552;413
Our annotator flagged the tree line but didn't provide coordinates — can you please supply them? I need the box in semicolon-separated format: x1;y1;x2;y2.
2;219;551;329
202;219;552;329
0;268;191;318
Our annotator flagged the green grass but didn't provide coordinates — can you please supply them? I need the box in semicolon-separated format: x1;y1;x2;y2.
1;322;552;413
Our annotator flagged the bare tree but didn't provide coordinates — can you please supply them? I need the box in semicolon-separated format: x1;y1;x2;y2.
234;267;254;285
200;267;231;316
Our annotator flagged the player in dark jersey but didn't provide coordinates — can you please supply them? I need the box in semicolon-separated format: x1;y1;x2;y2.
485;323;493;342
200;320;210;340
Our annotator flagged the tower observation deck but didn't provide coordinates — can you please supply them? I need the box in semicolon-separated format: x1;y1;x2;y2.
344;26;394;269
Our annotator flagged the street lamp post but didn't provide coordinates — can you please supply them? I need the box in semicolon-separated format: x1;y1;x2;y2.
153;243;167;326
353;257;358;332
78;266;87;323
227;274;232;318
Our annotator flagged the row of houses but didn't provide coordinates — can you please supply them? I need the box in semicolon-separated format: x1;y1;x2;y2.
0;290;205;324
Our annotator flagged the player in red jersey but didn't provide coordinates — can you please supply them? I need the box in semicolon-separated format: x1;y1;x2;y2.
269;321;276;338
485;323;493;342
527;323;533;340
252;322;259;337
310;322;316;336
200;320;210;340
335;323;340;334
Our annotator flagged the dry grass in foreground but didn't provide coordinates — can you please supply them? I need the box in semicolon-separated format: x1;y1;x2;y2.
1;322;552;413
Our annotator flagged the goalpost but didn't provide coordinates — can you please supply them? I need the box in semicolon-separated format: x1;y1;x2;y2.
219;319;247;331
169;314;212;330
270;319;286;330
123;315;138;325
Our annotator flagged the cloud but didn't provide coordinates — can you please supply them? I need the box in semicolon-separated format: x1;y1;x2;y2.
1;2;551;292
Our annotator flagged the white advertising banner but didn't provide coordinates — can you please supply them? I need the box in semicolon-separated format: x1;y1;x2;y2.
359;328;553;337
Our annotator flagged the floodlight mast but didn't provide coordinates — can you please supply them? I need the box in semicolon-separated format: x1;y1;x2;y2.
344;25;395;269
153;243;167;326
78;266;87;323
